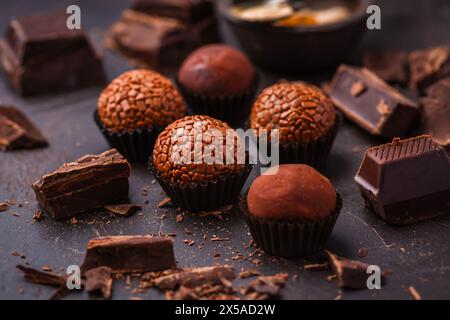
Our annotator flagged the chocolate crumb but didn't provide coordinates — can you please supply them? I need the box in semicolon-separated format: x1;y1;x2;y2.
357;247;369;258
33;209;45;221
0;202;10;212
351;81;366;97
70;217;78;224
176;214;184;223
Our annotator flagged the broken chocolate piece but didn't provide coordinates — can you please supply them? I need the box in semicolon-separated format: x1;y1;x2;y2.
326;251;385;289
409;46;450;94
104;204;141;217
153;266;235;290
0;106;48;150
355;135;450;225
329;65;420;137
363;51;408;84
243;273;288;300
420;77;450;151
0;11;106;96
107;6;218;69
32;149;130;220
158;197;173;208
84;266;113;299
81;235;176;273
132;0;215;23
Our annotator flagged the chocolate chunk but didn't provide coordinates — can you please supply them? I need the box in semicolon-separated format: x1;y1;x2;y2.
355;135;450;225
107;8;218;69
84;266;113;299
80;235;177;273
0;106;48;150
326;251;384;289
153;266;235;290
329;65;419;137
0;11;106;96
420;77;450;151
32;149;131;220
409;46;450;94
132;0;215;23
104;204;141;217
363;51;409;84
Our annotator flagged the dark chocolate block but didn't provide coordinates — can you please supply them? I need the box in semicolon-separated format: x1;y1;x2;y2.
420;77;450;151
329;65;420;138
0;105;47;150
32;149;131;220
132;0;215;23
355;135;450;225
363;51;408;85
409;46;450;95
80;235;177;273
107;6;218;69
0;11;106;96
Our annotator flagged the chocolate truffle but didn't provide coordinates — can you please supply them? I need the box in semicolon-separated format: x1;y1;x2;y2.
178;44;255;96
250;82;336;144
98;69;186;132
247;164;336;221
153;115;246;185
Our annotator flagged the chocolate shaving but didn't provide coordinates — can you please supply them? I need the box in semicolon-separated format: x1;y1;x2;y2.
408;286;422;300
243;273;288;300
32;209;45;221
303;262;330;271
104;204;141;217
0;202;10;212
239;269;261;279
16;264;66;287
158;197;173;208
84;266;113;299
351;81;366;97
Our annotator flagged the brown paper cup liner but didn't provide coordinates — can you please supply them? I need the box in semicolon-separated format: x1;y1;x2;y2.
276;112;343;168
176;75;259;128
149;159;253;213
240;193;343;257
94;110;164;163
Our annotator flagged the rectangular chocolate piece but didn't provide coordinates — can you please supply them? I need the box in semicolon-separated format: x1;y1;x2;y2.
81;235;177;273
32;149;130;219
132;0;215;23
409;46;450;94
0;105;47;150
0;11;106;96
329;65;419;138
355;135;450;225
420;77;450;151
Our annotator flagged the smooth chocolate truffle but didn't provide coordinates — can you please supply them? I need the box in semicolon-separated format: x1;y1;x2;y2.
153;115;246;184
247;164;336;220
98;69;186;132
250;82;336;144
178;44;255;96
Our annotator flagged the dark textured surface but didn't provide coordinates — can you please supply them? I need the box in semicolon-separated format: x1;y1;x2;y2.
0;0;449;300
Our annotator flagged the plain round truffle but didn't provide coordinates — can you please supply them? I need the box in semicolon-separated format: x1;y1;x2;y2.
250;82;336;144
247;164;336;220
153;115;246;185
98;69;186;132
178;44;255;96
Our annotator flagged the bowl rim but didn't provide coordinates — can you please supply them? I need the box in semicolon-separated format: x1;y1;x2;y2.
218;0;372;33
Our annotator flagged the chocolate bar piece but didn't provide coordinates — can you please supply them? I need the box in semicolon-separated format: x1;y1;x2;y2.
420;77;450;151
132;0;215;23
81;235;177;273
355;135;450;225
0;105;47;150
107;6;218;69
0;11;106;96
409;46;450;94
363;51;408;85
32;149;130;219
326;251;386;289
329;65;419;138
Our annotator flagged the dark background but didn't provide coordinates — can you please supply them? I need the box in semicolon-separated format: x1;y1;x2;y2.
0;0;449;300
